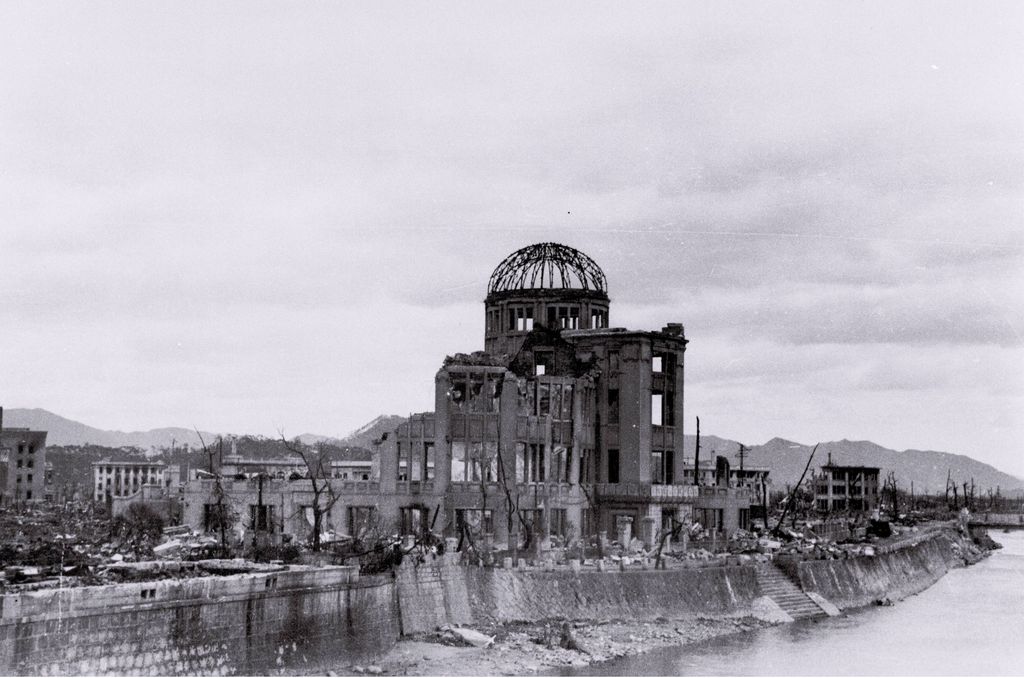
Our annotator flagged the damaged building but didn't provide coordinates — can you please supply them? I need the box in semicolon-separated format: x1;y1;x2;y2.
182;243;760;549
813;459;881;513
0;407;47;506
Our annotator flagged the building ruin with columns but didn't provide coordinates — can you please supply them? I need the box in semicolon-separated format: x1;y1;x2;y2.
183;243;759;548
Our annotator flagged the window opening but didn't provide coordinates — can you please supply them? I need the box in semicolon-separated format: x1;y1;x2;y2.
607;449;620;483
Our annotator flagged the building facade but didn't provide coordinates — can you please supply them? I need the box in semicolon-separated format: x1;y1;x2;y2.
92;460;168;501
182;243;758;547
813;463;880;513
0;426;47;505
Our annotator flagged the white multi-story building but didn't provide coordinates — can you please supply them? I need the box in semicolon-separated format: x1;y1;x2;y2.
92;460;167;501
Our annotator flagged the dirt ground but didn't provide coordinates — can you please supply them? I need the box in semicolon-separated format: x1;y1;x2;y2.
335;616;776;676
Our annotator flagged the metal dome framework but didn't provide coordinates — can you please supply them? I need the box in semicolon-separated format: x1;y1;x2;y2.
487;243;608;295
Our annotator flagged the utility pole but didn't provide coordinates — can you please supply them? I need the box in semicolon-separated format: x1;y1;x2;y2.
736;443;748;471
693;416;701;487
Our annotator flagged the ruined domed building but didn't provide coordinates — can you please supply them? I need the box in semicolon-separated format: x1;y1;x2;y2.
183;242;761;550
378;242;756;549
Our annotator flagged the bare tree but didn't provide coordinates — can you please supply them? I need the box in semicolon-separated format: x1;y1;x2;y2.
773;443;818;536
654;517;685;569
196;430;233;557
281;435;342;552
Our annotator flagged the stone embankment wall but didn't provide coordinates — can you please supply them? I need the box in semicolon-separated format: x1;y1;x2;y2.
788;531;958;610
0;529;972;675
396;557;761;634
0;566;399;676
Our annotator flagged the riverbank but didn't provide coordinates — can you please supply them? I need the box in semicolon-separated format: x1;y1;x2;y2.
348;615;779;676
338;524;997;677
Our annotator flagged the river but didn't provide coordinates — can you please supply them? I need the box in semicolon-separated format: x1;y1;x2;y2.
558;530;1024;676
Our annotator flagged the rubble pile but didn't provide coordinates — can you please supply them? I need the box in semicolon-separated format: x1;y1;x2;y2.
0;503;292;592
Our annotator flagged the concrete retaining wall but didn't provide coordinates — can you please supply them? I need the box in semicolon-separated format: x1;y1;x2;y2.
0;567;400;676
794;532;955;610
394;557;762;631
462;564;760;624
0;530;968;675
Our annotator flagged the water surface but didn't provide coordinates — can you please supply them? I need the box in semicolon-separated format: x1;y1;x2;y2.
559;531;1024;676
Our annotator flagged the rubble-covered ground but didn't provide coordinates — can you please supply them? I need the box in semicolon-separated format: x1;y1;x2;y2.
339;616;777;677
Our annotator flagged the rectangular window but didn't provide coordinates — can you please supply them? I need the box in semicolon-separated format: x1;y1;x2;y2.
250;505;275;532
424;443;436;480
515;442;526;483
468;442;497;483
535;364;546;376
550;508;569;538
515;307;534;331
582;508;595;536
560;384;573;419
397;442;408;481
579;448;594;484
552;445;567;483
651;393;663;426
651;449;674;484
348;506;375;538
538;383;551;416
451;442;468;482
449;374;467;410
608;389;619;424
456;508;494;536
652;355;663;372
651;450;664;484
607;449;620;484
529;444;546;483
410;444;422;481
401;507;426;535
607;350;619;372
664;391;675;426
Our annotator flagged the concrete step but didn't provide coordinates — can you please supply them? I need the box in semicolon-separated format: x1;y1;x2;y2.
754;562;827;620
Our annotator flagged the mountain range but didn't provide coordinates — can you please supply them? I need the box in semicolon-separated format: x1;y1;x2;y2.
5;408;1022;493
680;435;1024;495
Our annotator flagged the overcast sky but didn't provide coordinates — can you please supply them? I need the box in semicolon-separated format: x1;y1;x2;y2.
2;3;1022;475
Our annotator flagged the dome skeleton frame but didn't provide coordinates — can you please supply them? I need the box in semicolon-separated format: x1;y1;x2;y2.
487;242;608;295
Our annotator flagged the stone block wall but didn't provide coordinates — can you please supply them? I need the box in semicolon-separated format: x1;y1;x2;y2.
0;567;400;676
461;563;760;623
794;532;954;609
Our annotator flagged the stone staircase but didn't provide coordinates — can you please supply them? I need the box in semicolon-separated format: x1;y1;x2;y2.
754;562;828;620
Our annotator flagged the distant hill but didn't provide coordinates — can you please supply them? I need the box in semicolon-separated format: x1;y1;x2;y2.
7;408;1022;495
338;415;408;449
682;435;1024;494
2;408;219;451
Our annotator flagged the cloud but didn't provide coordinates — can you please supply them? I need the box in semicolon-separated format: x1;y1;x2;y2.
1;2;1022;474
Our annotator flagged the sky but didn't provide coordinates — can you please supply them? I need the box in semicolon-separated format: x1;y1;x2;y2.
2;3;1022;475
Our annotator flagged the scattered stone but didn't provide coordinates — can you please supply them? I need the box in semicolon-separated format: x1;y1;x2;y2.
447;627;495;648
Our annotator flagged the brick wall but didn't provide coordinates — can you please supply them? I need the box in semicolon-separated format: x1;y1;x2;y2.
0;567;400;676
